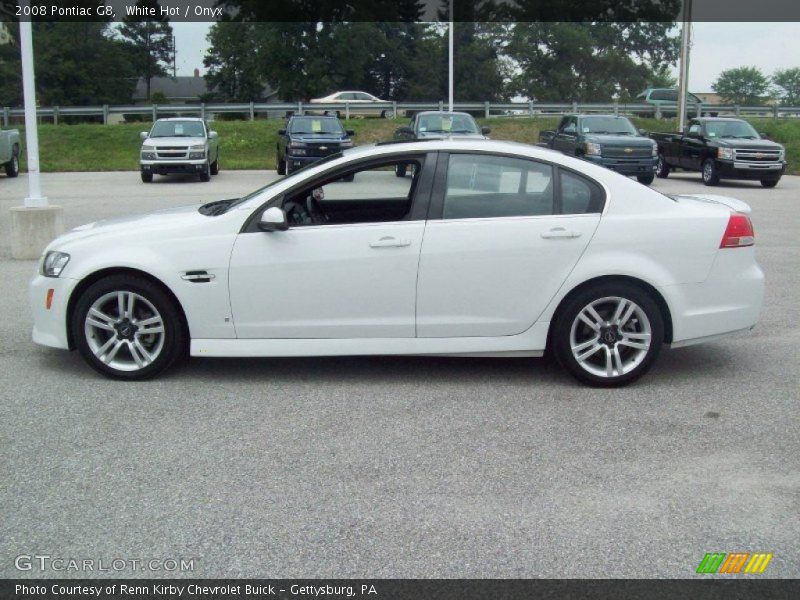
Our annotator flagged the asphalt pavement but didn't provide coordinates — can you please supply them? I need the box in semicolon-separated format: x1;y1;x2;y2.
0;169;798;578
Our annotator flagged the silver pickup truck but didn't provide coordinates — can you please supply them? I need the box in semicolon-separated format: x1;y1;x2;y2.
139;118;219;183
1;129;21;178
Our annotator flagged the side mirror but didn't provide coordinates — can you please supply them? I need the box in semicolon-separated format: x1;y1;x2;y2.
140;131;148;140
258;207;288;232
397;126;413;136
346;129;355;137
759;132;769;139
278;129;287;136
638;128;648;136
481;126;491;135
208;131;218;139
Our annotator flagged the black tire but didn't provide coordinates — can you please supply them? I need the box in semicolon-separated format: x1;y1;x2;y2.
637;174;655;185
5;144;19;177
701;158;720;186
277;154;286;175
760;179;779;188
72;274;186;380
199;162;211;182
210;153;219;175
552;282;664;387
395;164;407;178
655;154;670;178
140;170;153;183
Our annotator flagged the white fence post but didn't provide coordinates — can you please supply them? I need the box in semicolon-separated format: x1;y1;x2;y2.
345;101;350;120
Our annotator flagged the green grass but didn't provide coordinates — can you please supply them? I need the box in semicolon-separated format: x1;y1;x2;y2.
9;116;799;174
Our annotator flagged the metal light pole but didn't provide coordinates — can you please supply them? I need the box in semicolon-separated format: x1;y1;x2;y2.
448;1;454;112
19;15;47;207
677;0;692;132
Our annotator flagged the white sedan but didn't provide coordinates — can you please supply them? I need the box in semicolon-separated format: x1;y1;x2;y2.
30;140;764;386
308;91;394;118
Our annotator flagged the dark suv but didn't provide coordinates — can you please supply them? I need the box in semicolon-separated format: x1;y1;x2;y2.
277;115;355;175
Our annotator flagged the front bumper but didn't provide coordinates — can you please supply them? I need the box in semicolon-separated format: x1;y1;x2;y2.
140;159;207;175
585;155;658;176
715;159;786;180
286;153;341;172
30;274;80;350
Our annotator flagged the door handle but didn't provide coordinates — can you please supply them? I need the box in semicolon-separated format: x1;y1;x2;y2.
541;227;582;239
369;236;411;248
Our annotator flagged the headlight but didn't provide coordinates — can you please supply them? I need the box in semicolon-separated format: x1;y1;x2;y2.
717;147;734;160
584;142;602;156
42;251;70;278
189;144;205;151
141;144;155;151
341;140;354;148
651;143;658;157
141;152;156;160
778;147;785;160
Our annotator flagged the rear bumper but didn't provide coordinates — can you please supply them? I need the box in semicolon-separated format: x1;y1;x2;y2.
585;155;658;176
29;274;79;350
716;159;785;180
662;248;764;346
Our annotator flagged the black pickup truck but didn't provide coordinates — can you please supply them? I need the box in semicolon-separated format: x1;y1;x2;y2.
539;114;658;185
276;115;354;175
651;118;787;187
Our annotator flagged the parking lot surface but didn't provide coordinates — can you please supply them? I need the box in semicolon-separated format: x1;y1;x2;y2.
1;170;798;578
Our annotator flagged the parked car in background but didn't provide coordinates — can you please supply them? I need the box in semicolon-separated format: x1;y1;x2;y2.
31;139;763;387
651;118;787;187
539;115;658;185
1;128;21;178
393;111;490;176
139;118;219;183
636;88;706;118
309;91;395;118
277;115;355;175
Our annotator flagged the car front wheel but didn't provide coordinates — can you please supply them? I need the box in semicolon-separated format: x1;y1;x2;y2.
655;154;670;178
553;283;664;387
761;179;779;188
702;159;720;186
637;174;655;185
72;275;186;380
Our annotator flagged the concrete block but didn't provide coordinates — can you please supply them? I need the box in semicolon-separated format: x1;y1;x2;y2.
9;205;64;260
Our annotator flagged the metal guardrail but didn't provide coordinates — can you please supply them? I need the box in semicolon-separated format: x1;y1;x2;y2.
3;101;799;126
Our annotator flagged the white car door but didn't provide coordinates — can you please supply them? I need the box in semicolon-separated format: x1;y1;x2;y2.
228;155;432;339
416;153;603;338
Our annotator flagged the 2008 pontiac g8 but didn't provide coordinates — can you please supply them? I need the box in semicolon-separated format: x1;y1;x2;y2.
30;139;764;386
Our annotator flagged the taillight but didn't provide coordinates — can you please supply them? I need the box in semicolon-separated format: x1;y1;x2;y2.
720;213;754;248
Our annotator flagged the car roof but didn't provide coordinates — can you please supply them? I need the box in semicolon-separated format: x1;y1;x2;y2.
694;117;748;122
290;115;339;120
156;117;204;122
415;111;474;117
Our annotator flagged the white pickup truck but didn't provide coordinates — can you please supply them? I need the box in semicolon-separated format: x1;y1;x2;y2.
0;129;21;178
139;117;219;183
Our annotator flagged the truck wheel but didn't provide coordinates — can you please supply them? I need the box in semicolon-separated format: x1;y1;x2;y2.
761;179;779;188
199;162;211;182
637;174;655;185
655;154;670;178
140;170;153;183
5;145;19;177
702;159;720;186
210;153;219;175
277;156;286;175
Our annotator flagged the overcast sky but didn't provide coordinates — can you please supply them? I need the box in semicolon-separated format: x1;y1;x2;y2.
171;22;800;93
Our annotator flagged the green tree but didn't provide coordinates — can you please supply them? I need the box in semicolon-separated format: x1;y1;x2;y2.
712;66;771;106
505;22;679;102
203;21;266;101
772;67;800;106
117;0;175;101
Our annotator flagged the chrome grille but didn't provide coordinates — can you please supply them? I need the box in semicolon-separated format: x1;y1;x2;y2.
156;146;189;159
734;148;781;162
603;146;652;159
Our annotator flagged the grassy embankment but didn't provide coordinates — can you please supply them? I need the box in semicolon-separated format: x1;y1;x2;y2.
8;116;800;175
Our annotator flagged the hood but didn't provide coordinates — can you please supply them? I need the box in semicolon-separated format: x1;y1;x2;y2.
671;193;752;214
291;134;349;143
418;131;488;140
144;136;206;146
584;134;653;146
713;138;783;150
50;205;203;249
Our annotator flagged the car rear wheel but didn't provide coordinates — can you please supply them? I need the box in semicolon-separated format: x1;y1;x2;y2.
637;174;655;185
5;145;19;177
702;159;720;186
760;179;779;188
655;154;670;178
553;283;664;387
73;275;186;380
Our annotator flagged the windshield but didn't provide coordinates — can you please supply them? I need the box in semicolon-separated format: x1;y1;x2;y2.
290;117;344;135
704;120;760;139
149;120;206;138
581;117;637;135
417;113;479;134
